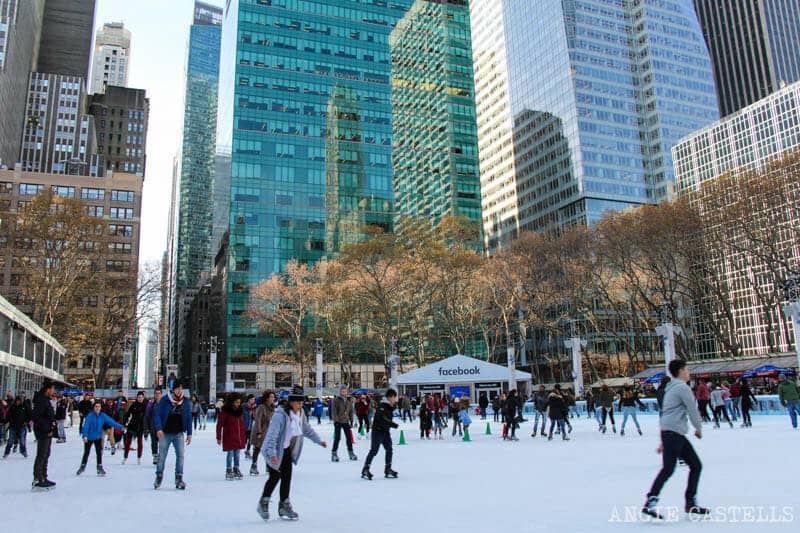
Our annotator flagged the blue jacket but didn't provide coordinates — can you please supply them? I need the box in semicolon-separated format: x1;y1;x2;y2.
262;408;322;470
82;411;124;440
153;394;193;436
458;409;471;427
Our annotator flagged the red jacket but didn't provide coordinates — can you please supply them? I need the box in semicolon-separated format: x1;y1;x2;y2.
355;400;370;417
216;407;247;451
694;382;710;401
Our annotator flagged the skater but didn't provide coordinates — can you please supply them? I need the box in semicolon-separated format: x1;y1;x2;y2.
451;397;463;437
361;388;399;480
694;379;711;422
739;379;758;427
243;395;256;459
458;402;471;436
503;390;520;440
642;360;708;519
546;385;569;441
729;379;741;420
491;394;500;422
199;401;208;430
55;397;68;443
257;385;327;521
478;393;489;421
720;381;736;422
585;390;596;419
153;380;193;490
709;385;733;428
656;375;671;410
619;386;645;436
217;393;247;480
102;398;118;454
419;399;432;439
598;384;616;434
331;386;357;462
145;389;162;465
122;391;147;464
563;388;575;432
250;390;276;475
78;400;125;476
432;401;444;439
191;395;201;431
77;394;93;434
777;374;800;428
313;397;324;425
356;395;371;435
31;381;56;491
400;395;412;422
3;395;29;458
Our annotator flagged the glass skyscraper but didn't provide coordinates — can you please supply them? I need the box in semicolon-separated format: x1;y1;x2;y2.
390;0;482;236
176;1;222;292
470;0;719;251
217;0;413;366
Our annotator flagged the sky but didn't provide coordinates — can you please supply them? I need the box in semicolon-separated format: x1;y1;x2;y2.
94;0;223;266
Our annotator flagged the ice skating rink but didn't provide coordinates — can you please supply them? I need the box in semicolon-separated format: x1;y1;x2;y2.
1;414;797;532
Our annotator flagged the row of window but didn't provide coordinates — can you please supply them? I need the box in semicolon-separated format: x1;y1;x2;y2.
9;184;136;203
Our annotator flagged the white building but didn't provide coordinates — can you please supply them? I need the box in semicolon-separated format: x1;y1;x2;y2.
90;22;131;94
137;321;159;389
674;81;800;194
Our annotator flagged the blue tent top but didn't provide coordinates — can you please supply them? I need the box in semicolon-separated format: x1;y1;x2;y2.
644;372;667;384
742;365;796;378
277;390;291;400
351;389;375;396
61;388;85;396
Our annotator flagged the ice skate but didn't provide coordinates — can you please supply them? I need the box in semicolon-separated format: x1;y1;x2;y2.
257;497;270;521
641;496;663;520
97;465;106;477
278;500;299;520
226;468;235;481
233;467;243;480
348;450;358;461
154;475;162;489
384;466;398;478
76;464;86;476
121;458;127;465
685;499;709;515
361;466;373;480
331;451;340;462
250;464;259;476
175;475;186;490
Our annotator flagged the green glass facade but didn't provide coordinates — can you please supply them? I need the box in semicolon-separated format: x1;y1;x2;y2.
390;0;482;235
217;0;413;364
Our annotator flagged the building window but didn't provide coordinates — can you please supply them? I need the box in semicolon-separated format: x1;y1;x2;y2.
109;207;134;219
111;190;134;203
80;188;105;200
108;224;133;237
51;185;75;198
19;183;43;196
84;205;104;217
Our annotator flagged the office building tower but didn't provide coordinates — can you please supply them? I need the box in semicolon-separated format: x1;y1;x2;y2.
37;0;96;79
389;0;482;238
88;85;149;175
469;0;718;251
90;21;131;94
216;0;412;381
694;0;800;117
0;0;44;168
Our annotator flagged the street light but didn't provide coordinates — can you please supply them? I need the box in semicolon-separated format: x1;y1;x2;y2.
655;302;681;372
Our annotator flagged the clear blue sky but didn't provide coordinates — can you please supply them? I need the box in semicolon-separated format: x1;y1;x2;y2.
94;0;223;265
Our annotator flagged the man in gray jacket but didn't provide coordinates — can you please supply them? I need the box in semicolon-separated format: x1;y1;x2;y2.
331;386;357;462
642;360;709;519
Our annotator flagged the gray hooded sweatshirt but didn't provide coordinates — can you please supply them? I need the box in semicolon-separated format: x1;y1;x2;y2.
659;379;703;436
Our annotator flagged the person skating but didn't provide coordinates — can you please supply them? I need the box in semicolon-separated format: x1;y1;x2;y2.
257;385;326;521
503;390;520;440
451;397;463;437
491;395;501;423
419;399;432;439
243;395;256;459
777;374;800;429
122;391;147;464
102;398;118;454
361;388;399;480
250;390;276;475
432;401;444;439
709;385;733;429
585;390;596;419
77;394;92;434
545;385;569;441
619;386;645;436
355;395;371;435
153;380;193;490
3;396;29;458
31;381;56;491
217;393;247;480
694;379;711;423
739;379;758;428
400;395;412;423
313;397;324;425
331;386;357;462
563;388;575;433
55;397;68;443
642;360;708;520
78;400;125;476
458;403;471;436
145;389;162;465
598;384;616;434
478;393;489;421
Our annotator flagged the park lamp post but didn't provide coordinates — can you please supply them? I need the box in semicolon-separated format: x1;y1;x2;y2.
780;272;800;372
315;338;323;400
565;320;587;397
655;302;681;373
389;337;398;391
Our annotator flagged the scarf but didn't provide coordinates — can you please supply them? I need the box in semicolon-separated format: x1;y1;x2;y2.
168;390;184;407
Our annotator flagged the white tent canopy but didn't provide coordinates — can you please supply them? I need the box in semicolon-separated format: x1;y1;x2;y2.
398;355;531;385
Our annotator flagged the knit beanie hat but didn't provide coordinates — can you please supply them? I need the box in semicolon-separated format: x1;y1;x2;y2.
288;385;305;402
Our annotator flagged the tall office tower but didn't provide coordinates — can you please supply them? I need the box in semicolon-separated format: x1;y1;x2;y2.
470;0;718;251
19;72;103;176
37;0;96;79
216;0;412;380
176;1;222;293
694;0;800;117
389;0;482;240
88;86;149;175
90;22;131;94
0;0;44;168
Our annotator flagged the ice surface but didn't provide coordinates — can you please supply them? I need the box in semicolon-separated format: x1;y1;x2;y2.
1;414;797;532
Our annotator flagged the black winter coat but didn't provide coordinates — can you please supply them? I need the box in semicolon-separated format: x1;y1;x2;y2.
419;405;432;431
6;403;29;429
78;399;93;416
372;400;399;433
55;402;68;420
478;396;489;409
32;394;55;439
547;393;566;420
124;401;147;434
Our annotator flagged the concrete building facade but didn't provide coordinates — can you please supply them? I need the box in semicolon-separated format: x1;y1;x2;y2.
90;22;131;94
